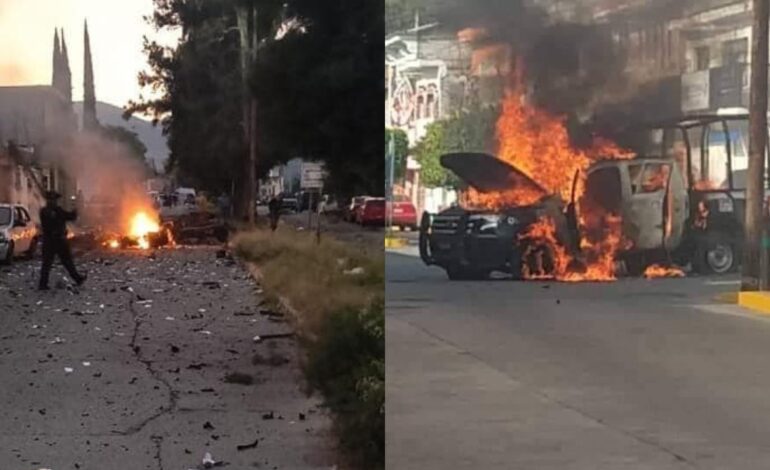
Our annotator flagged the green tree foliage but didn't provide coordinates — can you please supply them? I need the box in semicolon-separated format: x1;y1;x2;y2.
413;105;499;188
385;128;408;181
128;0;383;203
251;0;384;197
99;125;148;163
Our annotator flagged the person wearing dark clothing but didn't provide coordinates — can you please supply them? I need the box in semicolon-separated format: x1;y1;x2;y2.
217;192;232;219
38;191;86;290
268;195;281;231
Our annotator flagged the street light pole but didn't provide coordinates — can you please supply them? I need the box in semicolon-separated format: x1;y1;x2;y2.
386;134;395;238
742;0;770;291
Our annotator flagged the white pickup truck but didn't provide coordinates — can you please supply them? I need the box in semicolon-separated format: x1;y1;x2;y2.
0;204;39;264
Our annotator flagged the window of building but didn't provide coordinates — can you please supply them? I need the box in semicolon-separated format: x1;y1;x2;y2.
416;95;424;119
723;38;748;65
695;46;710;71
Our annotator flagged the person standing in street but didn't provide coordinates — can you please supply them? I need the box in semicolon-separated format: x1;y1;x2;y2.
268;194;282;231
217;192;232;219
38;191;86;290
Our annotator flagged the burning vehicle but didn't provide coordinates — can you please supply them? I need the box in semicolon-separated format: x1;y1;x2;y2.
419;112;760;281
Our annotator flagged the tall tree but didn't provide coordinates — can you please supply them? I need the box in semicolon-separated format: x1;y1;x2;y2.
128;0;383;207
251;0;385;196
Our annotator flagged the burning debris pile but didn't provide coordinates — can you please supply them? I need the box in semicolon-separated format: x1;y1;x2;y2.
102;210;174;250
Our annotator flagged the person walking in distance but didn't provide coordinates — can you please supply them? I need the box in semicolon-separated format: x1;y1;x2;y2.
38;191;86;290
268;194;282;231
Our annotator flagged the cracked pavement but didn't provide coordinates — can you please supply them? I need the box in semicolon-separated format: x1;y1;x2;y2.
0;246;335;470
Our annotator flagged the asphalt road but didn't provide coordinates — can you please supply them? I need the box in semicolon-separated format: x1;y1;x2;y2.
0;247;334;469
385;250;770;470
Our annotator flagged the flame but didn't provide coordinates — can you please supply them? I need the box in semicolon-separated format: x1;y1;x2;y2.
107;239;119;249
643;264;685;278
128;211;160;250
519;215;624;282
518;217;570;279
495;88;633;203
474;66;633;282
466;186;544;210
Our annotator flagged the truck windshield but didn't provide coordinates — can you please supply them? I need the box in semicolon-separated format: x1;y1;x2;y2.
0;207;10;227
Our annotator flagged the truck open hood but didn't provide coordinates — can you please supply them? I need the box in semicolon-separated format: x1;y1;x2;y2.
440;152;547;195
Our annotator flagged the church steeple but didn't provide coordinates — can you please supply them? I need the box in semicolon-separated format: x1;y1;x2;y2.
52;29;61;88
83;19;98;130
60;28;72;103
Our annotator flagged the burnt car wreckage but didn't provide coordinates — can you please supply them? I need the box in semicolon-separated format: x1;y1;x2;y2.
419;113;762;280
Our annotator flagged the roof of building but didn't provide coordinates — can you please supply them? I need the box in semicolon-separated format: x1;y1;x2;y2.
0;85;75;146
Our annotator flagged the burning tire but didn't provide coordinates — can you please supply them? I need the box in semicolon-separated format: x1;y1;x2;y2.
694;231;737;275
521;242;556;279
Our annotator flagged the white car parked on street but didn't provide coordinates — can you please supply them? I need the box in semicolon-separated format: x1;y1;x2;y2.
0;204;39;264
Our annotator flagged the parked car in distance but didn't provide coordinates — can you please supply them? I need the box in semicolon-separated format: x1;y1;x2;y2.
346;196;369;222
0;203;39;264
357;197;386;226
388;195;418;230
280;194;299;213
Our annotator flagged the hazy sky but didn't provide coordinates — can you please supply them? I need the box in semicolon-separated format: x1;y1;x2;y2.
0;0;180;108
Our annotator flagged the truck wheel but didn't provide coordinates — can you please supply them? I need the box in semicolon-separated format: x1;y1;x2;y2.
418;212;432;265
694;232;736;275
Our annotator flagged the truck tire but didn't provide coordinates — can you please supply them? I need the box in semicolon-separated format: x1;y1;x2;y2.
418;212;432;265
694;231;737;275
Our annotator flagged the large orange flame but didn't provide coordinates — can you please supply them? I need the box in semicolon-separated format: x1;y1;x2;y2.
643;264;685;279
469;66;634;281
128;211;160;250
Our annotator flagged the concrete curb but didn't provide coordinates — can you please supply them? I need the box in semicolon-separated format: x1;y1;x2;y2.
385;237;407;248
738;291;770;315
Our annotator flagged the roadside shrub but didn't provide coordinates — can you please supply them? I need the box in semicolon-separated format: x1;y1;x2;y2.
234;228;384;468
234;229;383;332
305;298;384;468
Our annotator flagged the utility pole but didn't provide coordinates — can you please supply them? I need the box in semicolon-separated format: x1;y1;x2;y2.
237;6;258;225
742;0;770;291
386;135;395;238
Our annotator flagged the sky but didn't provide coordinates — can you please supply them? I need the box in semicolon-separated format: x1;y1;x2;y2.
0;0;180;110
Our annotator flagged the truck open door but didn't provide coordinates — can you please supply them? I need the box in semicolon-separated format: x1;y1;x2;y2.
663;160;688;252
624;161;671;251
